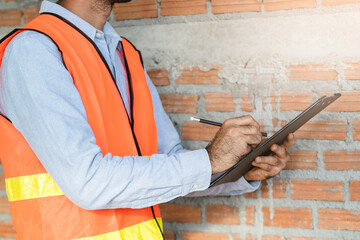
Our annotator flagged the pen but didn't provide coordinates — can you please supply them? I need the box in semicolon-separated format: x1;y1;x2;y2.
191;117;268;138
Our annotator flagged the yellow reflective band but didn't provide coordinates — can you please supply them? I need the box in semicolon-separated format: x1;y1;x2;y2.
73;218;163;240
5;173;64;202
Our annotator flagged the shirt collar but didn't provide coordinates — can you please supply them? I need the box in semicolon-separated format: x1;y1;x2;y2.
40;0;122;43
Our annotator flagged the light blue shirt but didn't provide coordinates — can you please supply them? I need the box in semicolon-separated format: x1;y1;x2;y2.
0;0;259;210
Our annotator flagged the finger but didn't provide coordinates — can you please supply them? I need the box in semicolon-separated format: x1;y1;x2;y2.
252;162;281;176
224;115;260;129
235;125;261;135
270;144;287;159
282;133;295;149
244;134;262;145
254;156;282;167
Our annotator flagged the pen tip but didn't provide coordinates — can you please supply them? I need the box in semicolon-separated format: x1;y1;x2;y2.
190;117;200;122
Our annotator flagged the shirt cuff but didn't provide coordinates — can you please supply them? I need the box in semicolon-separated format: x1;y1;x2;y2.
174;149;211;196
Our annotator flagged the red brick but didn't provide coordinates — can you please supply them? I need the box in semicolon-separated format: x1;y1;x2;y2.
147;69;169;86
291;238;341;240
160;203;201;223
0;173;5;190
264;0;317;11
244;191;257;198
353;120;360;140
212;0;262;14
4;0;16;2
23;7;40;24
318;208;360;230
181;121;218;141
324;150;360;170
322;0;360;6
233;234;286;240
280;92;312;111
0;9;21;27
286;64;337;81
182;232;229;240
0;197;10;214
349;181;360;201
113;0;158;21
241;94;254;112
245;206;255;225
294;120;347;140
0;221;16;239
344;62;360;80
164;230;175;240
262;92;277;111
323;92;360;112
161;0;206;16
159;94;199;113
205;92;236;112
206;205;240;225
263;207;312;228
176;66;221;84
261;179;286;198
290;180;344;201
286;151;317;170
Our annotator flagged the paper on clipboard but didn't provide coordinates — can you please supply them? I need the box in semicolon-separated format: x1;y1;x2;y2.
209;93;341;188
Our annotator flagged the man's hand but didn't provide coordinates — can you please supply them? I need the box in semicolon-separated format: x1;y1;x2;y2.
244;133;295;181
206;116;262;175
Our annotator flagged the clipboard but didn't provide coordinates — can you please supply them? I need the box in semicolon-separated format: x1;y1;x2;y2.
210;93;341;188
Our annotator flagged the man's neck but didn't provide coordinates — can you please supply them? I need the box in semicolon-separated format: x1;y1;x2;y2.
57;0;111;31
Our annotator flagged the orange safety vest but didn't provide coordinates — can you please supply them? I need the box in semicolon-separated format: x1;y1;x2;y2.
0;13;163;240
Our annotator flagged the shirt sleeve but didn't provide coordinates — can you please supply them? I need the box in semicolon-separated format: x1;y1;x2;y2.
0;31;211;210
144;71;261;196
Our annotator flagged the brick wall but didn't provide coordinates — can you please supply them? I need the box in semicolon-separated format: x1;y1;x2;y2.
1;0;360;239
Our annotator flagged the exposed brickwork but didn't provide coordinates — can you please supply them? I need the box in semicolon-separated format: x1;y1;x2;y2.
0;9;22;27
318;209;360;231
286;64;337;81
0;197;10;214
0;221;16;239
290;180;344;201
23;7;40;24
353;120;360;140
241;94;254;112
349;181;360;201
245;206;255;225
286;151;317;170
322;0;360;6
212;0;262;14
263;0;317;11
205;92;236;112
182;232;229;240
323;92;360;112
181;121;218;141
280;92;313;111
294;120;347;140
159;93;199;113
206;205;240;225
160;203;201;223
147;69;170;86
161;0;207;16
164;230;176;240
176;66;221;84
261;179;286;198
323;150;360;170
113;0;158;21
263;207;313;228
344;62;360;80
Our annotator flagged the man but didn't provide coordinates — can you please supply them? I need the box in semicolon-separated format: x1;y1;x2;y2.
0;0;295;239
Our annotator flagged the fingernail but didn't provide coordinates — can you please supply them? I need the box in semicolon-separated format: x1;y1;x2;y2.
256;157;261;163
272;145;278;151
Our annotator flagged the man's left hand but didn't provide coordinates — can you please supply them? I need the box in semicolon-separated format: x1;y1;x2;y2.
244;133;295;181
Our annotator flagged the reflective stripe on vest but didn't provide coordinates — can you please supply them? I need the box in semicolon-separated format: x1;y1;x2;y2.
0;12;161;240
6;173;64;202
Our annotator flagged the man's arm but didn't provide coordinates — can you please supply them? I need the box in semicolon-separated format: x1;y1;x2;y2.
1;31;212;210
144;72;261;196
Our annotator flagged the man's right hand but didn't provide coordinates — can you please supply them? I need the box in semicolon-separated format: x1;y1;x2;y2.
206;115;262;175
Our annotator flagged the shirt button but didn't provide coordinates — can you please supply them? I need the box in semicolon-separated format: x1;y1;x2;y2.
192;184;200;190
95;32;102;38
